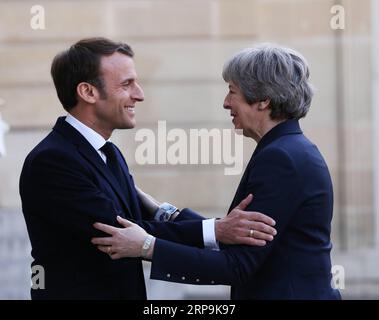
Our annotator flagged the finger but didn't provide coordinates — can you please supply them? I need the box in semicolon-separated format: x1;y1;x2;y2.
116;216;133;228
93;222;117;235
235;194;253;210
250;221;277;236
235;236;266;246
110;253;122;260
91;237;113;246
250;230;274;242
246;212;276;226
97;245;111;254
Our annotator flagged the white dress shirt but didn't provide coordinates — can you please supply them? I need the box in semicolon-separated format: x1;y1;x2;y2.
65;113;108;163
65;113;218;249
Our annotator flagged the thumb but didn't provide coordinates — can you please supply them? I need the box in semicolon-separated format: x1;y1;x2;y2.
117;215;133;228
235;194;253;210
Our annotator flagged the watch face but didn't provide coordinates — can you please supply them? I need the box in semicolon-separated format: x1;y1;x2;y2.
161;212;170;221
161;203;177;214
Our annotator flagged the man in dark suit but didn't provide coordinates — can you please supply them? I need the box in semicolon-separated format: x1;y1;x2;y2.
19;38;276;299
93;44;341;299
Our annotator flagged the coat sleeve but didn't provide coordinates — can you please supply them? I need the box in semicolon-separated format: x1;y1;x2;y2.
150;147;302;286
127;170;206;247
20;149;122;241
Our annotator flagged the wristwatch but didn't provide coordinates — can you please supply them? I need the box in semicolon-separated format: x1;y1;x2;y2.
141;235;154;259
154;202;179;222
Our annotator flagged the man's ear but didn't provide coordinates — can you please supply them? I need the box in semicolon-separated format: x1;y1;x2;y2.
76;82;99;104
258;99;270;111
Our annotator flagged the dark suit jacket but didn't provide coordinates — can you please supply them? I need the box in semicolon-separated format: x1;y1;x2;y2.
151;120;341;300
19;117;203;300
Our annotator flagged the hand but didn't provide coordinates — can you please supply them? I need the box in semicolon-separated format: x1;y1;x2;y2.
91;216;150;259
136;186;161;217
215;194;277;246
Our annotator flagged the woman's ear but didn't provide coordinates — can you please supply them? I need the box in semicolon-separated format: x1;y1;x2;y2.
258;99;270;110
76;82;99;104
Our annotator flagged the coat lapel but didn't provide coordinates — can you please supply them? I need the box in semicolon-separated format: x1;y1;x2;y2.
52;117;133;218
114;148;142;220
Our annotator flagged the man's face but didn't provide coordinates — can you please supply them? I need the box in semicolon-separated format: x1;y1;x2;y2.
94;52;144;134
223;82;261;139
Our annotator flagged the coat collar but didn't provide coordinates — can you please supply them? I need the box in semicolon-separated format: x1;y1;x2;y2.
52;117;133;217
253;119;303;157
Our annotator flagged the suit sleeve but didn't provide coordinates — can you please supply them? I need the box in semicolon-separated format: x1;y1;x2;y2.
21;150;121;241
150;147;302;285
127;172;206;247
139;218;205;248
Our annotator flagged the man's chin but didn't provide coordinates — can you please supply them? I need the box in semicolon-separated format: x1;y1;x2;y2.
118;122;136;130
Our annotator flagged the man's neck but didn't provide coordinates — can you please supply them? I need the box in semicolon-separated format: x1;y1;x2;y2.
69;109;112;140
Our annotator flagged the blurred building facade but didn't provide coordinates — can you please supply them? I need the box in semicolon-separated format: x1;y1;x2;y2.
0;0;377;299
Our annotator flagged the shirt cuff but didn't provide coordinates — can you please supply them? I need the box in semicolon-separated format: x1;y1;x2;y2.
202;218;219;250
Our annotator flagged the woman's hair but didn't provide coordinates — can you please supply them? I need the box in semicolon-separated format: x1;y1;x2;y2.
222;44;314;120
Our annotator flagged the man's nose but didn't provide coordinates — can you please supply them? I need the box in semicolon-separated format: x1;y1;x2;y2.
133;83;144;102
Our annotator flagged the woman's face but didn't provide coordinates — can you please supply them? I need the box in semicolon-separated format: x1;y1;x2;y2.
223;82;264;140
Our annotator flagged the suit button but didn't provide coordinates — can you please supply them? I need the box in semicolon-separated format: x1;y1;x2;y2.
211;280;215;284
166;274;171;278
196;279;200;282
182;276;186;280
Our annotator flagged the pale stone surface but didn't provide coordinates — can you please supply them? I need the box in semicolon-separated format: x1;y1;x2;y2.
0;130;49;207
0;1;111;42
112;0;213;38
0;43;64;86
216;0;257;36
0;85;62;128
254;0;335;40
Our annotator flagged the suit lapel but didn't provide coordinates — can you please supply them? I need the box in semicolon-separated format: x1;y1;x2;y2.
114;149;142;220
78;146;133;217
228;154;254;214
52;117;133;218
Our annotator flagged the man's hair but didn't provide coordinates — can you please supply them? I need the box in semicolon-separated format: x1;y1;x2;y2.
51;37;134;111
222;44;314;120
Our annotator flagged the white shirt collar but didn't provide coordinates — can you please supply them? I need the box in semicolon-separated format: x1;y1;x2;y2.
65;113;107;151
